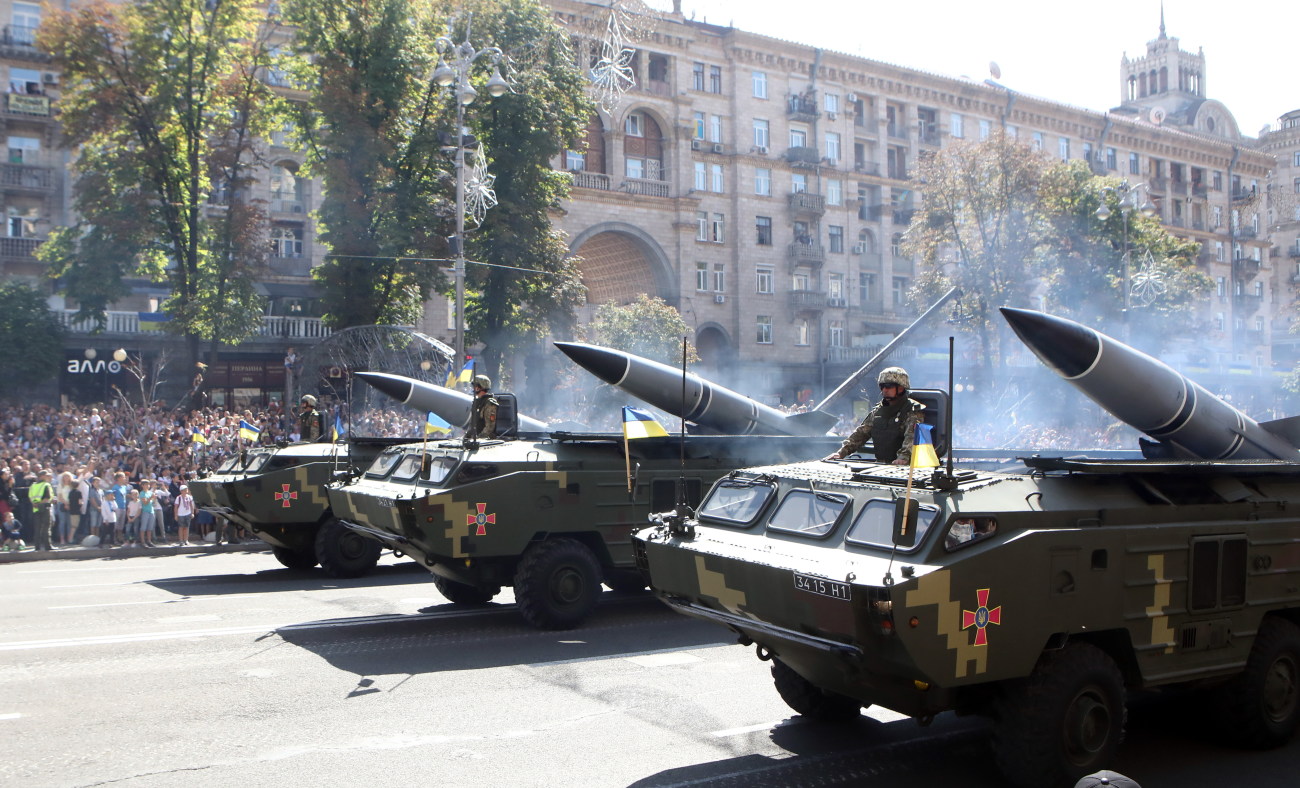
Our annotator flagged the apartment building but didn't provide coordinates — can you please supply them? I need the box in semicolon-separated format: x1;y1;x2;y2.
1261;110;1300;371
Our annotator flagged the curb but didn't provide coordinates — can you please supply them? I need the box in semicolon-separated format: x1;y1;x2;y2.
0;542;270;564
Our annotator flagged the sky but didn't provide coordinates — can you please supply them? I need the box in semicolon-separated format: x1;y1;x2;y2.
646;0;1297;137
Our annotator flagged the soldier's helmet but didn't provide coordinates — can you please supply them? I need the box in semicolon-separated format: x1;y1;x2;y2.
472;375;492;390
300;394;317;407
877;367;910;390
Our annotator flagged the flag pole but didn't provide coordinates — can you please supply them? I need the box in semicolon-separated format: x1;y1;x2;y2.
623;407;633;494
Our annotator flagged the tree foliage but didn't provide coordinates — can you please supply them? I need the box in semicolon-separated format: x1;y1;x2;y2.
0;283;64;397
588;295;698;367
36;0;276;360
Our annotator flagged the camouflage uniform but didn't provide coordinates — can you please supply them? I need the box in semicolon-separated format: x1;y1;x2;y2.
298;404;324;442
838;396;924;463
470;393;499;439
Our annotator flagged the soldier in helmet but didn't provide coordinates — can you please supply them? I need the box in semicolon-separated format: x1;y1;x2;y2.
823;366;924;464
298;394;325;442
468;375;498;440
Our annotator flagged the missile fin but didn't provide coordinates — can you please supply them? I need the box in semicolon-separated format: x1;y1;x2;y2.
785;410;839;433
1260;415;1300;449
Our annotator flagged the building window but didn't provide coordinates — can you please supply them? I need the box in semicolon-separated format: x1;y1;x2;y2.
713;263;726;293
752;71;767;99
1256;317;1266;332
624;157;644;179
891;233;904;258
756;267;774;294
709;65;722;93
10;3;40;45
711;212;725;243
1215;313;1224;331
829;274;843;301
565;150;586;171
827;179;842;205
1032;131;1044;150
1254;281;1264;297
795;320;810;346
828;320;844;347
1082;143;1093;164
753;119;770;149
7;135;38;164
790;127;807;148
791;173;807;193
711;163;724;193
693;111;705;140
1006;125;1018;138
692;62;704;91
859;272;876;304
696;261;709;291
950;113;964;138
755;216;773;245
979;119;991;140
693;162;706;191
696;211;708;241
825;132;841;162
757;315;773;344
828;225;844;253
824;93;839;114
1295;151;1300;167
1106;147;1117;170
1058;137;1070;160
625;113;643;137
7;206;37;238
1213;171;1223;190
1216;276;1225;296
754;167;771;196
892;277;908;307
1213;206;1223;227
709;115;722;143
1293;177;1300;195
271;225;304;257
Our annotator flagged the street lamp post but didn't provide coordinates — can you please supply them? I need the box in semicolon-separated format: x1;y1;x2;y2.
432;23;509;370
1095;182;1157;333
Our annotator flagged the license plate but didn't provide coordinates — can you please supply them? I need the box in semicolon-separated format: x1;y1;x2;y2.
376;498;396;509
793;572;851;601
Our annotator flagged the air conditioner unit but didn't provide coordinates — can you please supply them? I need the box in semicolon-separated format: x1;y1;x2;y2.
42;72;59;85
845;93;858;104
827;298;846;308
711;143;724;154
852;244;865;254
826;112;837;121
690;139;702;151
755;145;768;155
714;294;726;304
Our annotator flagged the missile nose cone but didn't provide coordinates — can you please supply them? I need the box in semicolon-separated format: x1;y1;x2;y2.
1000;307;1101;378
354;371;416;404
554;342;628;385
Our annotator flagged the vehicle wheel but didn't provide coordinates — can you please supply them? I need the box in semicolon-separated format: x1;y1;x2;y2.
771;658;862;722
514;538;602;630
992;642;1126;788
272;546;318;570
1215;617;1300;748
603;568;649;594
433;574;498;605
314;519;381;579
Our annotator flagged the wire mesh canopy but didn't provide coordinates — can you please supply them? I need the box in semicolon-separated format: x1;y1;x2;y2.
297;325;456;410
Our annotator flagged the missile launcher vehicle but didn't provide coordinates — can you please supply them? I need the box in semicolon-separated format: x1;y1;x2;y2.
326;431;847;629
190;439;409;577
631;310;1300;787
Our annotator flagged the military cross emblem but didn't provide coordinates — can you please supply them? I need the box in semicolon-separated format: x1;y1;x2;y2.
467;503;495;536
961;588;1002;646
274;484;298;508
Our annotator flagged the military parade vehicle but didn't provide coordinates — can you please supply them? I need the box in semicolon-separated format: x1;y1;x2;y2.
190;438;410;577
326;431;847;629
631;309;1300;787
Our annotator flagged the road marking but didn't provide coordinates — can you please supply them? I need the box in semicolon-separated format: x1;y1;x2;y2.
0;713;21;721
42;577;211;589
625;652;702;667
49;593;260;610
865;706;910;723
155;614;222;624
710;719;804;737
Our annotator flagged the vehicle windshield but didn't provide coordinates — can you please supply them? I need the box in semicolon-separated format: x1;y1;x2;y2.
215;455;242;473
365;450;405;478
766;489;850;537
387;453;460;484
845;499;939;550
242;454;271;474
697;478;775;526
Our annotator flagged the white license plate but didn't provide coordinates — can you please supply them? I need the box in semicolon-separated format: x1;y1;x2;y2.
793;572;851;601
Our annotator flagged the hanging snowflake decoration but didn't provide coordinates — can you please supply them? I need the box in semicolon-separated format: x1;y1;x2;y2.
584;0;658;114
462;144;498;228
1128;249;1167;306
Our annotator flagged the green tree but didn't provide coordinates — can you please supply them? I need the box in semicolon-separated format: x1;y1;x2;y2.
0;282;65;397
36;0;275;365
588;295;698;367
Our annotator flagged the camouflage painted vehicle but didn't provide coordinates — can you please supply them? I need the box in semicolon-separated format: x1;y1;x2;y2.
327;432;842;629
190;438;411;577
633;452;1300;787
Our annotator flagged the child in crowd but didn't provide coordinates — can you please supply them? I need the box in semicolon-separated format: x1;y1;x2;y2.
1;510;23;551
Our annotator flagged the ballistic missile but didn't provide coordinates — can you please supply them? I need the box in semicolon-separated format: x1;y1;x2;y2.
554;342;837;436
1001;307;1300;461
354;371;548;433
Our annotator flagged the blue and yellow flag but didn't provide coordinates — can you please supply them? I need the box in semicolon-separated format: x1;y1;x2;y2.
332;415;346;442
239;419;261;441
137;312;171;331
445;359;474;388
425;411;452;436
622;406;669;440
911;422;940;469
191;428;208;445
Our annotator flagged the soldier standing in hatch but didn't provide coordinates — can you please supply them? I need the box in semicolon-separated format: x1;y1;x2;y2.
298;394;325;442
823;366;924;465
469;375;499;439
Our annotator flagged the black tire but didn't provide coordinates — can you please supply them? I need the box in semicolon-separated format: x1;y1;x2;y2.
992;642;1126;788
1215;617;1300;748
314;519;381;579
603;568;649;594
433;574;498;605
513;538;602;630
770;658;862;722
272;546;318;570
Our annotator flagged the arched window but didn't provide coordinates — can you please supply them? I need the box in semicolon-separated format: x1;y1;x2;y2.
623;111;664;180
270;162;303;213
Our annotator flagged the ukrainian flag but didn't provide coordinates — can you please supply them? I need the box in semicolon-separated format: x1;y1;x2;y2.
445;359;474;387
622;406;668;440
332;415;346;442
239;420;261;441
137;312;171;331
425;411;451;435
191;428;208;444
911;422;940;469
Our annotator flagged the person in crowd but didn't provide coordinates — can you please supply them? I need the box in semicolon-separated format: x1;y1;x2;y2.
138;479;157;548
1;509;24;551
174;484;195;546
98;481;118;547
28;469;54;551
65;472;84;545
125;488;142;548
55;471;75;545
111;472;131;546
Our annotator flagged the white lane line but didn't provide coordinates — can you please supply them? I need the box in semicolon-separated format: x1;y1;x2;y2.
710;719;803;738
42;577;212;589
624;652;702;667
48;593;261;610
0;713;21;721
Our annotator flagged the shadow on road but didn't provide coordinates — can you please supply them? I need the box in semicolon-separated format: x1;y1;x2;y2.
140;558;430;596
273;592;733;676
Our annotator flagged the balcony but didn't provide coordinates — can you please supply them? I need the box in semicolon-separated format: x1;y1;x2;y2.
1192;183;1208;198
270;198;305;215
859;204;885;222
58;309;332;340
1289;248;1300;259
1234;227;1258;240
785;146;821;168
787;191;825;215
788;289;827;311
787;242;825;267
0;236;41;260
571;171;611;191
1231;187;1258;203
5;92;51;117
787;95;818;122
918;126;940;146
892;207;917;225
1;25;44;60
618;177;670;197
1;163;54;192
268;255;312;277
636;78;671;98
853;161;880;176
1233;257;1261;278
887;123;908;140
1147;176;1167;193
826;345;886;364
1233;292;1263;312
1170;180;1188;196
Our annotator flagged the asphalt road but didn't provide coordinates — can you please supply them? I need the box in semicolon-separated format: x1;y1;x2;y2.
4;550;1300;788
